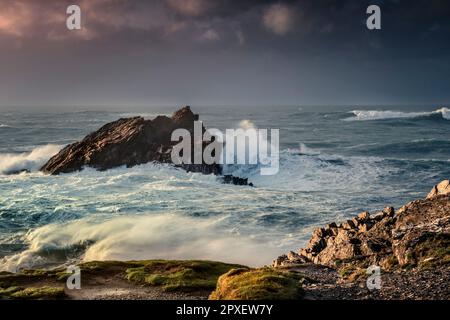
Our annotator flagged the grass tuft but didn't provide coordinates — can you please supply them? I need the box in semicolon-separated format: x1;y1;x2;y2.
209;267;304;300
0;286;65;300
125;260;245;292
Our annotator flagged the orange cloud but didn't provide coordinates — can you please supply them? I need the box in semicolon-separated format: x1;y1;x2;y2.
262;4;297;35
0;0;228;43
166;0;214;17
0;1;34;37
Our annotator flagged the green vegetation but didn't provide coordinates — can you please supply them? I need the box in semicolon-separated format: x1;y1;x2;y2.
125;260;245;292
0;286;65;300
414;234;450;270
338;265;355;278
381;255;398;270
0;267;68;288
338;265;367;282
1;259;246;297
79;260;142;272
0;286;22;297
209;267;304;300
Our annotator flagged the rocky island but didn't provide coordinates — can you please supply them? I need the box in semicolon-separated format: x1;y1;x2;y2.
40;106;251;185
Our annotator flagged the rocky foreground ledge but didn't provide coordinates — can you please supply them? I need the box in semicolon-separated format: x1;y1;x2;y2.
40;106;251;185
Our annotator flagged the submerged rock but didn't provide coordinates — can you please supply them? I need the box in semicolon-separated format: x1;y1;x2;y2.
221;175;254;187
40;106;252;186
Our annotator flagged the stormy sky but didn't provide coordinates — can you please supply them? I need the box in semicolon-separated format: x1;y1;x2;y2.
0;0;449;108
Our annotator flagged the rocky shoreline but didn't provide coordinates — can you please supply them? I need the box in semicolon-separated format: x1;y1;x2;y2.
262;179;450;299
1;182;448;300
273;180;450;270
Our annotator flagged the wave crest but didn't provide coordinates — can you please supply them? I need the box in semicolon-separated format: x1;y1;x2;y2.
344;108;450;121
0;214;278;272
0;144;62;175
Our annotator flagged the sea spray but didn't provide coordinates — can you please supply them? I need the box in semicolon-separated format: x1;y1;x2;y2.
0;144;61;174
344;107;450;121
0;214;280;272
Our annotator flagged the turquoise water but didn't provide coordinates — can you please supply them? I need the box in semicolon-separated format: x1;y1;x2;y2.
1;105;449;271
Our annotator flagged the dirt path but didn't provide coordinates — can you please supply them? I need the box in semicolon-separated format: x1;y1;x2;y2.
65;277;208;300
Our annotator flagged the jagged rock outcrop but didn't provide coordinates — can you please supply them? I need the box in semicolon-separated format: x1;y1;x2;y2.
41;106;219;175
274;180;450;271
40;107;251;185
427;180;450;199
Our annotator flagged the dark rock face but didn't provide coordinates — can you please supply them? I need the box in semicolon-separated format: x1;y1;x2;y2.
40;106;234;180
274;180;450;271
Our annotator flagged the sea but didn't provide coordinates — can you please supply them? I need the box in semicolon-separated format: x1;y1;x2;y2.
1;105;449;271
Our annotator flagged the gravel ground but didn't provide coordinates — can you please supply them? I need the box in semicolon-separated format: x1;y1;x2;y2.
288;263;450;300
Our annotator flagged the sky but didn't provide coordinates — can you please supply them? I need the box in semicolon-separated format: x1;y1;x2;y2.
0;0;449;108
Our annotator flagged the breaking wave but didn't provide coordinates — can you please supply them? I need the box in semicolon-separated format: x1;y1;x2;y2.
0;214;280;272
0;144;61;174
0;146;398;271
297;143;320;156
344;108;450;121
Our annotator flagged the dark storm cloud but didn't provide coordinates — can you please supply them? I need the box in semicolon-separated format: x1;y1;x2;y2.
0;0;449;107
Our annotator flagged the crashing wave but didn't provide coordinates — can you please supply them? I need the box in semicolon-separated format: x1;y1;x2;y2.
0;214;278;272
344;108;450;121
0;144;61;175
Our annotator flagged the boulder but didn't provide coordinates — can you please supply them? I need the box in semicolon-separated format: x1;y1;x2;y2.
342;220;356;230
427;180;450;199
357;211;370;220
370;211;387;221
315;229;359;265
273;180;450;270
287;251;309;264
383;206;395;217
272;255;288;268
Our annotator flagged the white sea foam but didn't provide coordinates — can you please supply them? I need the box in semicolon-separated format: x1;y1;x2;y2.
1;108;447;272
297;143;320;156
220;119;279;175
0;147;397;271
220;146;392;196
0;124;11;128
238;119;256;130
0;214;280;272
344;108;450;121
439;107;450;120
0;144;62;174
